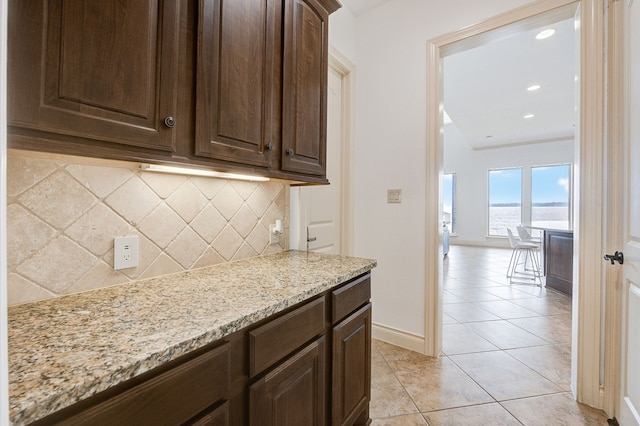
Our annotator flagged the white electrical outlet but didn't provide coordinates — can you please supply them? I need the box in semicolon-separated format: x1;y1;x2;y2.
269;224;280;244
114;236;139;270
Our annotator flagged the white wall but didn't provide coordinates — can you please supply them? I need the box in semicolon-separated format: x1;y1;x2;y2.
444;124;575;246
352;0;537;338
329;6;357;61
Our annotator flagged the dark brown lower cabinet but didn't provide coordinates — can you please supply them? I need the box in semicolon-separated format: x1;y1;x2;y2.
31;343;231;426
28;274;372;426
332;303;372;426
250;337;326;425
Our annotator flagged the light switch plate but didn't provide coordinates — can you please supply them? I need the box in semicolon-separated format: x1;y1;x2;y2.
387;189;402;204
114;236;139;270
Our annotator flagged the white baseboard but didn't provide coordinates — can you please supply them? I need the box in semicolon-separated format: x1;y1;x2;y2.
372;323;426;354
451;238;511;249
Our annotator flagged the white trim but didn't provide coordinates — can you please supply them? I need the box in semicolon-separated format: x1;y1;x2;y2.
329;47;356;255
425;38;443;357
372;323;426;354
0;0;9;422
426;0;608;409
574;0;607;409
603;0;624;417
450;239;512;249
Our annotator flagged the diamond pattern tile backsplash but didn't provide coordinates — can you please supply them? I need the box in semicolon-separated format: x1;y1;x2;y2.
7;155;289;306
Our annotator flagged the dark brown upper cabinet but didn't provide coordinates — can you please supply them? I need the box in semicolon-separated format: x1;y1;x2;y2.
196;0;339;178
8;0;180;152
195;0;280;168
282;0;330;176
8;0;341;184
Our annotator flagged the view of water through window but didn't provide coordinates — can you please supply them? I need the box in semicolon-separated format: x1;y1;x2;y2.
488;168;522;236
531;164;571;226
443;173;456;233
488;165;571;236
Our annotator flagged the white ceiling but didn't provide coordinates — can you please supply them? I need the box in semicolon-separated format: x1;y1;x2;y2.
339;1;577;150
443;16;577;149
341;0;390;16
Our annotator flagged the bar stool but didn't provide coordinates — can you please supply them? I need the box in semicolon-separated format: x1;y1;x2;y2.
516;224;541;270
506;228;542;285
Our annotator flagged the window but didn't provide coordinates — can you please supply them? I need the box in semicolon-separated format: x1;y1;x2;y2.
443;173;456;233
488;168;522;236
531;164;571;228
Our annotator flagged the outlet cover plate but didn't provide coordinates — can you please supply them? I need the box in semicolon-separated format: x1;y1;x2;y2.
269;224;280;244
114;236;139;270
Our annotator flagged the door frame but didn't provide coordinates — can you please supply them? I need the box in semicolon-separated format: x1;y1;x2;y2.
426;0;611;412
293;47;355;254
0;0;9;422
603;0;624;418
607;0;637;421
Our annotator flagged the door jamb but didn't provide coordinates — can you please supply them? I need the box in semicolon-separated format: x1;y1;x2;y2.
328;48;356;255
604;0;626;418
293;48;355;255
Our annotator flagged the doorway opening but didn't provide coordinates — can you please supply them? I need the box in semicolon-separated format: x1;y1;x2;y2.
426;0;610;412
441;3;577;402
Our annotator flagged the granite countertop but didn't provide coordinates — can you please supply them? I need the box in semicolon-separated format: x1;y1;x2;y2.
8;250;376;425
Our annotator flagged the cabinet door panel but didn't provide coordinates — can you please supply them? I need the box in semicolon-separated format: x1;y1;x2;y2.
196;0;279;167
332;303;372;426
9;0;179;151
250;337;325;426
282;0;328;176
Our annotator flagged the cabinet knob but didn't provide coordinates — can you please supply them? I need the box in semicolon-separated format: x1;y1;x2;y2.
164;116;176;128
286;148;294;156
266;143;274;151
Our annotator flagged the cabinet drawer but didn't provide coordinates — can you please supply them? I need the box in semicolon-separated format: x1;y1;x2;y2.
189;401;229;426
249;297;325;377
57;343;231;426
332;274;371;323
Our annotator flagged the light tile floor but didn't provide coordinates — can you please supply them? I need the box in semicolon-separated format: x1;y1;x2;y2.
370;245;609;425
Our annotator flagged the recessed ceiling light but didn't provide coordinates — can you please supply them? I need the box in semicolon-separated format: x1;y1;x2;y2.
527;84;541;91
536;29;556;40
524;114;535;119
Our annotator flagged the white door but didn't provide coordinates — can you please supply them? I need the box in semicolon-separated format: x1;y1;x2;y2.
619;1;640;424
301;67;343;253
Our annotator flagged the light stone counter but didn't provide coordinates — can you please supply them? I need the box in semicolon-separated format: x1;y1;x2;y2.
8;250;376;425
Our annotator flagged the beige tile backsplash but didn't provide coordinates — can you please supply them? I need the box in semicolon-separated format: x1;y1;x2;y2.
7;155;289;306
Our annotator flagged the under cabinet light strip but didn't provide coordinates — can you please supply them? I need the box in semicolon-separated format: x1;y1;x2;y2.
140;164;270;182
